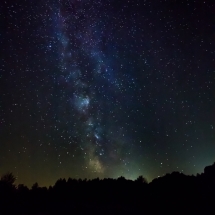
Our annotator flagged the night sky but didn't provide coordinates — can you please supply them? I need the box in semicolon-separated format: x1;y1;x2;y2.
1;0;215;187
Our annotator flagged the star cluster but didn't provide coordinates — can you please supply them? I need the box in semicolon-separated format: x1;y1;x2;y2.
1;0;215;187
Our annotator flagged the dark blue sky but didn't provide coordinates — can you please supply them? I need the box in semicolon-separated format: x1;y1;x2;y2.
1;0;215;187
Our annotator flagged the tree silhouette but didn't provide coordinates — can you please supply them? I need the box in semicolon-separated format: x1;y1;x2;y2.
0;172;16;186
0;173;17;214
31;182;39;190
0;162;215;215
135;175;148;184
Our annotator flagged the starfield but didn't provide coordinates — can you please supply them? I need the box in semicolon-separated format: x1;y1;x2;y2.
1;0;214;203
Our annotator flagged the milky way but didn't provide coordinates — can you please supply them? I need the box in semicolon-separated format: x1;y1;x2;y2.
1;0;215;186
54;1;136;177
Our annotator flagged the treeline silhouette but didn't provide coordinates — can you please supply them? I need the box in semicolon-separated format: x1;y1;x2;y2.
0;163;215;215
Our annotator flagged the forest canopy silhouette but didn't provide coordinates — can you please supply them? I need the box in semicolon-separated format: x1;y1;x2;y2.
0;162;215;215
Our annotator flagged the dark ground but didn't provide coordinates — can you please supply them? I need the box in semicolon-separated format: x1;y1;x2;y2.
0;162;215;215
